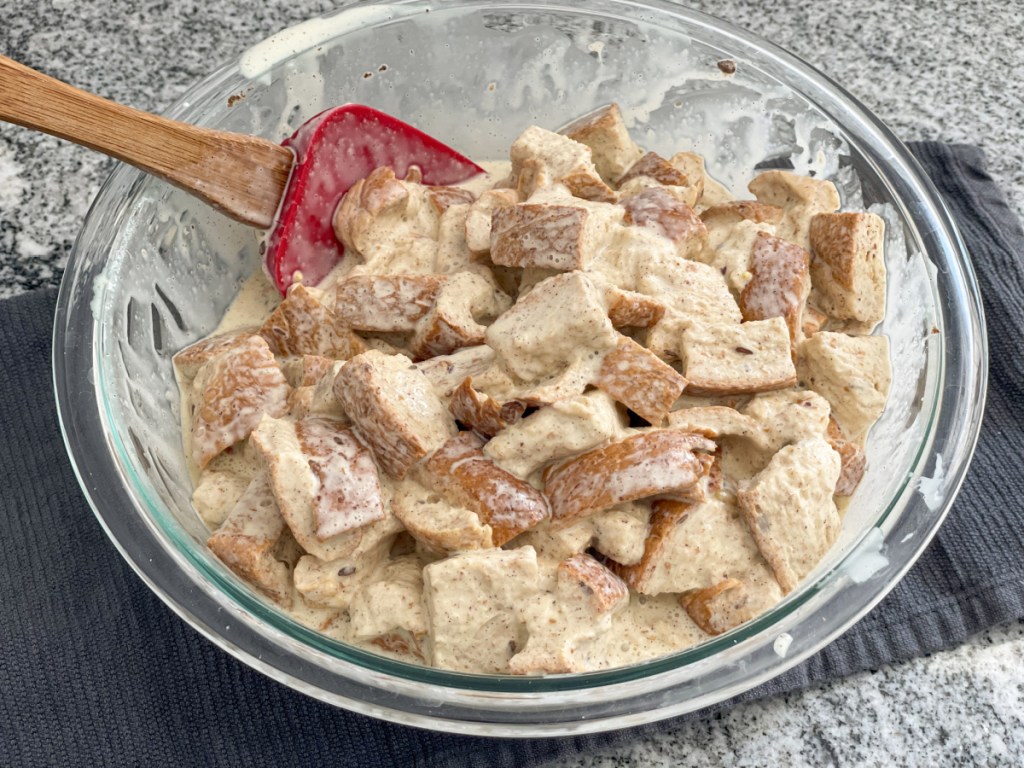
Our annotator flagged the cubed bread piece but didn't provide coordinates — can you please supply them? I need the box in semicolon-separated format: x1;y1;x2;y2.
698;217;772;294
484;390;628;478
559;104;638;173
415;345;496;399
423;546;540;673
680;318;797;396
738;437;841;593
190;335;291;469
448;377;525;437
509;554;629;674
192;468;252;530
544;430;715;525
410;271;512;360
510;125;615;202
259;284;366;359
803;304;828;337
287;360;347;420
514;517;596;563
826;416;867;496
292;532;396;609
590;502;651;566
613;498;781;600
435;203;473;274
680;577;781;636
739;233;811;354
700;200;784;228
296;418;385;539
490;201;620;271
593;336;688;424
280;354;335;388
668;152;708;205
618;151;690;188
485;271;619;384
427;186;476;214
809;212;887;328
797;332;890;441
173;330;252;384
390;477;493;552
622;187;708;260
667;405;764;445
251;415;396;560
742;389;831;452
334;274;446;333
465;189;519;254
419;432;550;546
207;474;294;605
636;250;742;326
605;287;665;329
348;556;429;639
560;104;644;184
334;350;457;478
334;167;441;266
748;170;840;250
592;593;709;668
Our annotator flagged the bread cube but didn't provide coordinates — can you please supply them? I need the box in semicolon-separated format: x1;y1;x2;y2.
465;189;518;254
333;167;440;264
390;477;493;552
738;437;841;593
190;335;291;468
484;390;628;478
748;170;840;250
739;232;811;353
207;473;294;605
826;416;867;496
250;415;396;561
173;330;251;384
605;287;665;329
680;577;781;636
410;270;511;360
680;317;797;396
618;151;690;188
510;125;615;201
415;345;496;399
613;498;781;601
485;271;619;384
448;377;525;437
423;547;540;673
419;432;549;546
259;284;366;359
797;332;891;441
560;103;644;184
333;350;456;478
622;187;708;260
334;274;445;333
593;336;688;424
348;556;428;639
509;554;629;674
809;211;887;329
490;200;621;271
192;468;252;530
544;429;715;525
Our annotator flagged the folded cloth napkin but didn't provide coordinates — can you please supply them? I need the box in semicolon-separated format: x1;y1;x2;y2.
1;143;1021;767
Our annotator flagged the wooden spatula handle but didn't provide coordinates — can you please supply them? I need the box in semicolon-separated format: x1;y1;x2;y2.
0;55;292;228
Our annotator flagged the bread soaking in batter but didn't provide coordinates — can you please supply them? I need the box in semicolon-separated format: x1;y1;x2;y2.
174;103;891;675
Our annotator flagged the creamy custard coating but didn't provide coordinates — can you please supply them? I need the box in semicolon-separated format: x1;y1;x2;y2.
174;105;891;674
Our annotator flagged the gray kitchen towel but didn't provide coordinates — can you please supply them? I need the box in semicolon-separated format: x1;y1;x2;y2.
1;142;1021;767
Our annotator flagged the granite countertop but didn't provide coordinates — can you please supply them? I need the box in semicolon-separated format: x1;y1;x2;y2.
2;0;1022;764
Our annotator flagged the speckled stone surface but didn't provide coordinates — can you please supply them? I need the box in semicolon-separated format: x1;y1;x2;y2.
1;1;1022;764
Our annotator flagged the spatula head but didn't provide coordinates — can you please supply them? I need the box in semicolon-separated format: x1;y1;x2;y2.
265;104;483;294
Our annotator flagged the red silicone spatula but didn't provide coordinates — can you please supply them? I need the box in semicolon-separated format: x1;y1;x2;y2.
268;105;483;292
0;55;483;294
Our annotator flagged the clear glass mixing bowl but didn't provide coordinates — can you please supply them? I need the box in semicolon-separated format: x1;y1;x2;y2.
54;0;987;736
